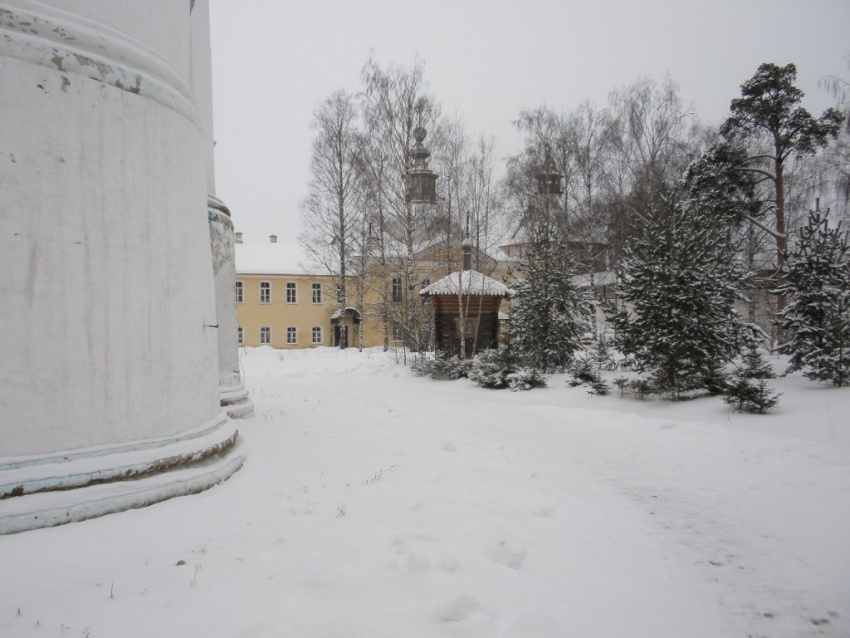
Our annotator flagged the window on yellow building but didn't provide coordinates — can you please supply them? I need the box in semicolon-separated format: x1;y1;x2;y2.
260;281;270;304
235;280;243;303
286;326;297;344
237;326;243;345
392;277;402;303
393;320;404;341
260;326;270;344
312;283;322;304
286;282;297;304
312;326;323;344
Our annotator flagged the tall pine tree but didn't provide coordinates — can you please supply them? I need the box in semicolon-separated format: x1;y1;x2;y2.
776;210;850;386
609;195;752;399
719;63;843;312
509;221;592;373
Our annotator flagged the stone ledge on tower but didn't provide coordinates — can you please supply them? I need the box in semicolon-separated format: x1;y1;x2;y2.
219;371;255;419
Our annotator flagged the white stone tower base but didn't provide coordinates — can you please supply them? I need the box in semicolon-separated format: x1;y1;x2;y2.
0;415;244;535
220;371;255;419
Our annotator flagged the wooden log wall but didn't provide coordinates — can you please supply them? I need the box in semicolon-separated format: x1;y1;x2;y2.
431;295;504;356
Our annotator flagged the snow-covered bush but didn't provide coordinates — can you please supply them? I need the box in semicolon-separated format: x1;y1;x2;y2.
629;378;656;400
568;356;610;395
468;347;517;389
568;358;593;386
410;355;431;377
411;353;469;380
506;367;547;392
467;347;545;391
613;376;631;397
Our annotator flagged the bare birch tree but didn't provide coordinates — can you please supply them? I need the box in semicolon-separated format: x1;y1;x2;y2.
605;75;699;264
360;57;439;353
299;89;362;348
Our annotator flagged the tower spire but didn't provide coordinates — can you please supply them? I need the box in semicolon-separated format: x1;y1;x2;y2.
462;210;472;271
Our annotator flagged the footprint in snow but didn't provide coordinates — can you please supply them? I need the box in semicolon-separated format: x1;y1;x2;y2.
492;539;527;569
535;505;554;518
438;596;479;622
504;612;561;637
278;623;390;638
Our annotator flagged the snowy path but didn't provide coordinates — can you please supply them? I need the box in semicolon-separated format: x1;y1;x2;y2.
1;346;848;638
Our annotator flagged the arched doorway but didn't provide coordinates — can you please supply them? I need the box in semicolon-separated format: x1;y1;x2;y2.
330;307;361;349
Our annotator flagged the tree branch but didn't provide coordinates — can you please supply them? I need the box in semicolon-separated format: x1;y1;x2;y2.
745;215;785;240
738;166;777;182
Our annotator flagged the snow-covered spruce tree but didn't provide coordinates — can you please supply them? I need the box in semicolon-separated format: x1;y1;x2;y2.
508;220;593;372
723;345;781;413
776;209;850;386
608;195;751;399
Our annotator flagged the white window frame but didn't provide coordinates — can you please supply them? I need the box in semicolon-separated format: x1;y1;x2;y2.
286;326;297;345
260;326;271;344
312;326;323;344
235;280;243;304
237;326;243;345
259;281;271;304
312;282;322;304
286;282;297;304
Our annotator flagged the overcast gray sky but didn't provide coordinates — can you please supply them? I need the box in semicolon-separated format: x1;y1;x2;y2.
209;0;849;245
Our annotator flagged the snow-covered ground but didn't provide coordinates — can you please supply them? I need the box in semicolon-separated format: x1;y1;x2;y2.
2;346;849;638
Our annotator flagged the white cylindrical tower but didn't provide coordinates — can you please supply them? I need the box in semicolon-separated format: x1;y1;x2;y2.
0;0;244;533
189;0;253;419
208;195;254;418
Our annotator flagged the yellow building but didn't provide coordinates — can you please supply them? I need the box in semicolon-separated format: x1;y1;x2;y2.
235;234;618;352
235;237;519;351
235;238;359;349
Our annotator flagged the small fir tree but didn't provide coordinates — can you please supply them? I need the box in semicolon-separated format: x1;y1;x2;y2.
509;221;593;372
593;332;618;371
776;210;850;386
567;354;609;394
723;345;781;413
608;196;751;399
467;346;519;389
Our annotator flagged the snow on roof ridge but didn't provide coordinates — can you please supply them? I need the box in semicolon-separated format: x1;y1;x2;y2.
420;269;514;297
235;242;311;275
